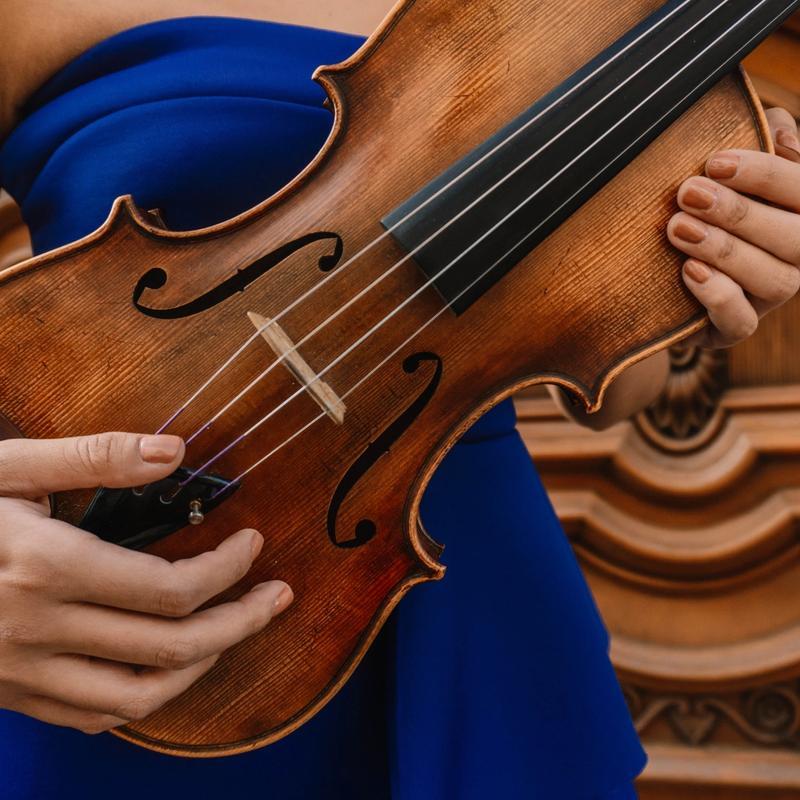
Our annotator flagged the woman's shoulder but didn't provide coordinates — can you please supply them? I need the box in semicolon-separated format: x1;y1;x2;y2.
1;1;132;139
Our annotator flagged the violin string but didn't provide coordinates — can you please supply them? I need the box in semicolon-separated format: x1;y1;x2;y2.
176;0;724;445
155;0;697;437
196;0;786;493
157;322;268;434
215;297;457;494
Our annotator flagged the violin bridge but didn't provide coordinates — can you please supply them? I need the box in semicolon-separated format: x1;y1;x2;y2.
247;311;346;425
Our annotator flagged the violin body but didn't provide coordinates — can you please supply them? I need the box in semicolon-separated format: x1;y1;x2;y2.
0;0;771;755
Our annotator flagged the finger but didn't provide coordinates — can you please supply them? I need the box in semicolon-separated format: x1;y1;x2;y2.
677;176;800;265
704;150;800;211
681;259;758;348
766;107;800;163
7;694;128;734
48;524;265;615
25;653;220;721
0;433;185;499
668;213;800;309
51;580;292;668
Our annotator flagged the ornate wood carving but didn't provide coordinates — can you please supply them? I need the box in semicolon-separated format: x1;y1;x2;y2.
637;345;728;449
625;683;800;749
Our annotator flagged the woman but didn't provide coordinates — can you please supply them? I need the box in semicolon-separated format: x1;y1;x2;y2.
1;2;799;798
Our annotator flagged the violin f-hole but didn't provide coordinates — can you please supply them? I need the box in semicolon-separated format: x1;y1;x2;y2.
132;231;344;319
327;352;443;549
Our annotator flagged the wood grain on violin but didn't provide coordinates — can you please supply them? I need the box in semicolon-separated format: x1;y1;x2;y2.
0;0;791;755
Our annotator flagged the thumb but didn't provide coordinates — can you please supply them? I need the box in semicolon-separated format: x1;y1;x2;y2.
0;433;185;498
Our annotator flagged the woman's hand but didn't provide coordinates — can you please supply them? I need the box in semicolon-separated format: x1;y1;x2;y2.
554;107;800;429
0;431;292;734
670;106;800;348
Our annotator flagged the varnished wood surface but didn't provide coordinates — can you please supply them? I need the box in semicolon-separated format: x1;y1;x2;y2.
0;0;772;756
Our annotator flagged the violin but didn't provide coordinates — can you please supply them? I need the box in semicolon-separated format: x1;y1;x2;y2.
0;0;796;756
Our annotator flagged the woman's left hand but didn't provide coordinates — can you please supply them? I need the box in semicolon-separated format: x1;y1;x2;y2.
669;106;800;349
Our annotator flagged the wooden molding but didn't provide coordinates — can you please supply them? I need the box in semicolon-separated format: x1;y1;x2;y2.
641;743;800;791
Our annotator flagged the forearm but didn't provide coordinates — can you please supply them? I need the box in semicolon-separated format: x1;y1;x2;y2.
549;349;670;431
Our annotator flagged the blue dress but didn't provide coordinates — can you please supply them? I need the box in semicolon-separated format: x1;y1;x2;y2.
0;17;646;799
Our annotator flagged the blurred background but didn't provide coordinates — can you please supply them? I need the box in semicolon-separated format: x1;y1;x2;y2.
1;13;799;800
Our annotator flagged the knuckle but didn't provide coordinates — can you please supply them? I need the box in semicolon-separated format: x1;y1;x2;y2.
705;281;740;314
0;444;20;493
726;193;750;227
155;637;201;669
771;107;796;130
773;268;800;304
230;548;254;585
115;692;158;722
789;268;800;298
72;433;117;477
79;716;119;735
0;619;39;646
243;598;272;636
715;230;737;262
155;575;198;618
2;558;48;595
734;314;759;341
2;535;58;593
756;158;779;192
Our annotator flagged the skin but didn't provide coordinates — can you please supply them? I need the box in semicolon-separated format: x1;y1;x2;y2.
0;1;799;734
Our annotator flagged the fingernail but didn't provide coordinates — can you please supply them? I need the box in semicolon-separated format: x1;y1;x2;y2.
707;155;739;179
674;218;708;244
273;584;294;614
683;184;716;211
777;129;800;156
139;434;183;464
684;259;712;284
250;531;264;559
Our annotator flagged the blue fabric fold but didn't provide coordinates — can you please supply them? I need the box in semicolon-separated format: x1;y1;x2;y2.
0;16;645;798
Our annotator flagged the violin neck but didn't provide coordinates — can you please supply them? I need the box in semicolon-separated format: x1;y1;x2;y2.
384;0;799;314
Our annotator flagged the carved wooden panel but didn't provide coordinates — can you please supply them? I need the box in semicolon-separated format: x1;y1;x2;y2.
517;18;800;799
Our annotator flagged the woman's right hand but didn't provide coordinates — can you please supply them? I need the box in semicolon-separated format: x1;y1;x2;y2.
0;431;293;734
